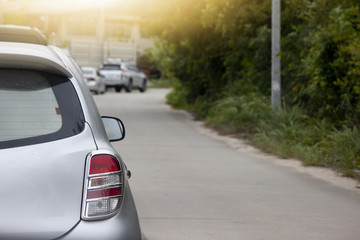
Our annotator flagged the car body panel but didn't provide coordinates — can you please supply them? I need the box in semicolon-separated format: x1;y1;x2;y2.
0;42;142;239
0;42;72;77
0;25;47;45
0;124;96;240
61;180;142;240
50;46;111;148
51;50;142;238
81;66;106;94
124;64;147;89
99;62;147;92
99;64;128;88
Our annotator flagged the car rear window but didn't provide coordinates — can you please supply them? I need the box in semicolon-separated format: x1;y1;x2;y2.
101;64;121;70
0;69;85;149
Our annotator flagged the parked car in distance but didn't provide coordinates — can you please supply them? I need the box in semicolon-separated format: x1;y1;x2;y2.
0;24;47;45
0;41;142;239
81;66;106;94
100;61;147;93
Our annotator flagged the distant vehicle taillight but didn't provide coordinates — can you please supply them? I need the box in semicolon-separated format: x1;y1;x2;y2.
121;69;125;80
87;77;95;82
82;152;123;220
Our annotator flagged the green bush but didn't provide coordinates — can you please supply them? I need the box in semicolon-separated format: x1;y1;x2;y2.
144;0;360;179
205;94;271;134
252;104;328;159
149;79;174;89
291;5;360;125
166;79;190;109
203;93;360;179
324;127;360;177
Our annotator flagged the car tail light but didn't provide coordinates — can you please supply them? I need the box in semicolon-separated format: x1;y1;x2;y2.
82;152;123;220
121;69;125;80
87;77;95;82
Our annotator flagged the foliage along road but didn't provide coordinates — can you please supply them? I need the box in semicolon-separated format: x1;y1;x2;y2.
95;89;360;240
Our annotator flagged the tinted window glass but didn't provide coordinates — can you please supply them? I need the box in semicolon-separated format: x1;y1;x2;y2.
127;65;134;71
102;64;121;70
0;69;85;149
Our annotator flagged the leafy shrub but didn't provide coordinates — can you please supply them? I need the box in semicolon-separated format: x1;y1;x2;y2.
166;79;190;109
205;94;271;133
324;127;360;178
146;0;360;179
295;6;360;125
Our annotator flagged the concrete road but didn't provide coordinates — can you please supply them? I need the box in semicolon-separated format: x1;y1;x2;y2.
94;89;360;240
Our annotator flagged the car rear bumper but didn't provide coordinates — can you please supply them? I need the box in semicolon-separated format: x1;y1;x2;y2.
59;181;142;240
86;82;100;91
105;78;127;86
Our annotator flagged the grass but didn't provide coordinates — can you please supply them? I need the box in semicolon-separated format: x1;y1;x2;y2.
148;78;175;89
166;89;360;180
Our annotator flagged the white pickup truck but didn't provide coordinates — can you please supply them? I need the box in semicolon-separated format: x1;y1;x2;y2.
100;63;147;93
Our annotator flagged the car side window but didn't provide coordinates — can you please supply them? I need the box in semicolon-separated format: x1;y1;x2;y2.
0;69;85;149
102;64;121;70
126;64;134;71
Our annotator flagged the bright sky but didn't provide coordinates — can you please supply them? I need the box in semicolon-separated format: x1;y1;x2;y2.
0;0;155;18
1;0;119;14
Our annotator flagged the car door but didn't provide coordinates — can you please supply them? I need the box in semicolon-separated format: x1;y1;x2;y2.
130;64;142;87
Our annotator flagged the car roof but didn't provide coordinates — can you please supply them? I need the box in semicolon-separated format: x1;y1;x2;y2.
0;42;72;77
0;25;48;45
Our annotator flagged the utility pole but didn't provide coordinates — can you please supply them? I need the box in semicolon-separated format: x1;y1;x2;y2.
272;0;281;109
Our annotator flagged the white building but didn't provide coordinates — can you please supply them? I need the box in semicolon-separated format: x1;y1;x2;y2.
0;0;154;67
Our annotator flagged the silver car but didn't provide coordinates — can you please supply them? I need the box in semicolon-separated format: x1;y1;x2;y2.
100;62;147;93
122;63;147;93
81;66;106;94
0;42;142;239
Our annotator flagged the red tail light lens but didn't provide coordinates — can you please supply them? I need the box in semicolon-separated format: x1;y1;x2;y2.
82;152;123;220
87;77;95;82
90;155;119;175
87;187;121;199
121;69;125;80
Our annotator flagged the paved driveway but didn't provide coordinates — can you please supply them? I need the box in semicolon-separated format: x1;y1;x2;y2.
94;89;360;240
